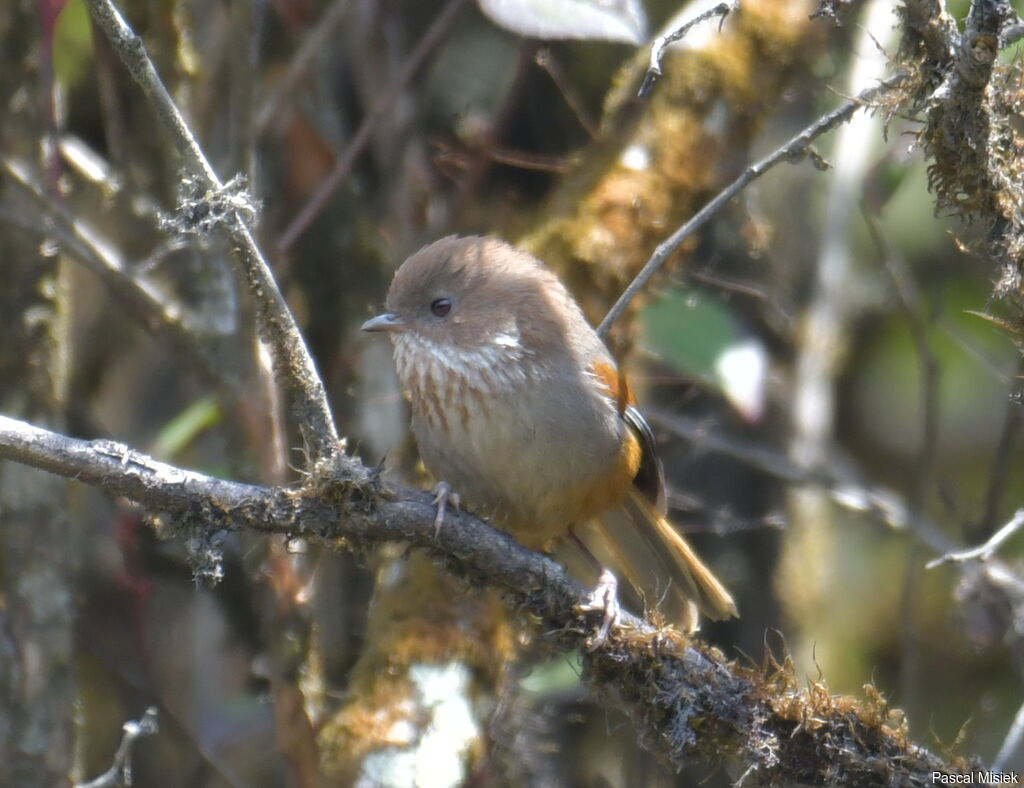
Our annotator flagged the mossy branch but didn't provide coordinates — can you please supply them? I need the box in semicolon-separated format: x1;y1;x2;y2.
896;0;1024;304
0;414;966;784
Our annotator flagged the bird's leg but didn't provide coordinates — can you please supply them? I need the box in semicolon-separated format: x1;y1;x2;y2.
579;569;620;650
569;527;621;649
431;481;461;538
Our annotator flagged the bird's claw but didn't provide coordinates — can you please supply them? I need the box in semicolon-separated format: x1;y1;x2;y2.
431;481;460;538
578;569;620;650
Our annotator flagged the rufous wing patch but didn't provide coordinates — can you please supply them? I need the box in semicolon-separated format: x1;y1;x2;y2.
589;360;634;415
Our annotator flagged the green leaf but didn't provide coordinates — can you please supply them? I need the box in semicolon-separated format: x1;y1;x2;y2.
641;287;767;419
53;0;93;89
151;397;222;460
520;655;581;694
641;287;739;380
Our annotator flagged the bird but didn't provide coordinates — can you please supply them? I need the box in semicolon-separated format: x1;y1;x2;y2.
362;235;737;635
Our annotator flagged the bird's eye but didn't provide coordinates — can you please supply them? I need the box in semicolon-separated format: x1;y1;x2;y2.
430;297;452;317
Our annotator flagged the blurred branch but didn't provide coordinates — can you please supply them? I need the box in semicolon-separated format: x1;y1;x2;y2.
228;0;260;182
0;158;244;396
0;414;967;781
993;696;1024;772
937;316;1014;384
650;405;1024;590
974;355;1024;540
74;707;158;788
254;0;352;135
534;49;599;139
275;0;468;252
653;396;1024;726
649;407;962;550
866;204;941;719
927;509;1024;567
596;71;908;340
83;0;339;463
865;0;1024;691
871;218;941;507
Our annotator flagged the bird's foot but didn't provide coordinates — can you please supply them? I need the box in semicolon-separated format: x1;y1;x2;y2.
431;481;461;538
578;568;620;650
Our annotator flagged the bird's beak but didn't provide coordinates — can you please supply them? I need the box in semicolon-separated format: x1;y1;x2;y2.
361;312;405;333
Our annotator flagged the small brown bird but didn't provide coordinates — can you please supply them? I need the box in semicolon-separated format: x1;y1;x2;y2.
362;235;736;632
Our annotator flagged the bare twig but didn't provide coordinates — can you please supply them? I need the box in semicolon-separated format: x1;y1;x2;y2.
686;267;796;332
596;72;908;339
0;158;244;395
870;219;942;508
646;408;955;549
91;23;130;168
74;707;159;788
254;0;352;135
83;0;339;463
534;48;599;138
993;695;1024;773
927;508;1024;568
937;316;1015;384
276;0;468;253
866;204;942;721
652;400;1024;625
638;2;734;98
974;355;1024;540
59;135;123;194
0;413;963;782
228;0;260;182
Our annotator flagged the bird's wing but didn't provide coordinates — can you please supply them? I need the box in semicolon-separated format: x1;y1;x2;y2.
622;404;667;515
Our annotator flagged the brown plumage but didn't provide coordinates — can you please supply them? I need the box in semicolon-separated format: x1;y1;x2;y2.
363;235;736;631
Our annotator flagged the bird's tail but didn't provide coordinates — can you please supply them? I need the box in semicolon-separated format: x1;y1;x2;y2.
576;489;737;633
627;488;738;621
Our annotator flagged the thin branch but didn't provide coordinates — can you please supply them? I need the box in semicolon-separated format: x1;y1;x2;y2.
685;267;796;333
276;0;468;253
938;315;1015;384
870;216;941;510
638;1;734;98
0;158;243;395
74;707;159;788
646;408;954;550
867;203;942;722
652;409;1024;621
974;355;1024;540
254;0;352;135
927;508;1024;568
534;48;599;138
83;0;339;463
228;0;260;183
993;695;1024;773
0;413;963;782
596;72;908;340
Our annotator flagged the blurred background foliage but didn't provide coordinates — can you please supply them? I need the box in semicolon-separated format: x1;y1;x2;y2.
3;0;1024;785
